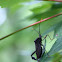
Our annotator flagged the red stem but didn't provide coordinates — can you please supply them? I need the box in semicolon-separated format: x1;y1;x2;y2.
0;13;62;40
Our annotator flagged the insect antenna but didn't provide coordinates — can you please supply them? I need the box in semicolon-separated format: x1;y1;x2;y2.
32;28;39;35
32;23;41;37
39;23;41;36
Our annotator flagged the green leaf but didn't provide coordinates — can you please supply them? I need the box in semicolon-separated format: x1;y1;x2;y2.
31;3;52;14
0;0;33;8
54;21;62;39
40;37;62;62
29;2;62;20
52;53;62;62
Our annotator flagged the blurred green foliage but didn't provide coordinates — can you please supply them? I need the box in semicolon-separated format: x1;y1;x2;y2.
52;53;62;62
0;0;33;8
0;1;62;62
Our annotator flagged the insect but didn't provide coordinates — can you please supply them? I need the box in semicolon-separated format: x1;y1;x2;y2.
31;23;53;61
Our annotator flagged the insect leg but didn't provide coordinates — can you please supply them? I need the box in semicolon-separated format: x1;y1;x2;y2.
44;38;49;57
42;35;47;41
42;44;45;55
47;34;54;40
42;34;54;41
41;38;46;55
31;51;37;60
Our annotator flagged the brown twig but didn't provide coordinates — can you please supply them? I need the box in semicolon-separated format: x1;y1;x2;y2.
49;0;62;2
0;13;62;40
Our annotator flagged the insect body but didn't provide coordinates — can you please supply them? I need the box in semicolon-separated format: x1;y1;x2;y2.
31;22;53;61
31;34;47;61
31;24;47;61
34;35;42;60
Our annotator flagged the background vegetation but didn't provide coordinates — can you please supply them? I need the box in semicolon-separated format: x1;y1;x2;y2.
0;1;62;62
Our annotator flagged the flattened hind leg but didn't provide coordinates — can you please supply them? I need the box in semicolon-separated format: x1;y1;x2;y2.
31;51;37;60
42;38;46;55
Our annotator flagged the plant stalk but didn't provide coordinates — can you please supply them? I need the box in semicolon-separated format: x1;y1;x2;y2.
0;13;62;40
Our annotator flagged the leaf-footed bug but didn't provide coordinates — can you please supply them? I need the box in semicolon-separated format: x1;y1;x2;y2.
31;22;53;61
